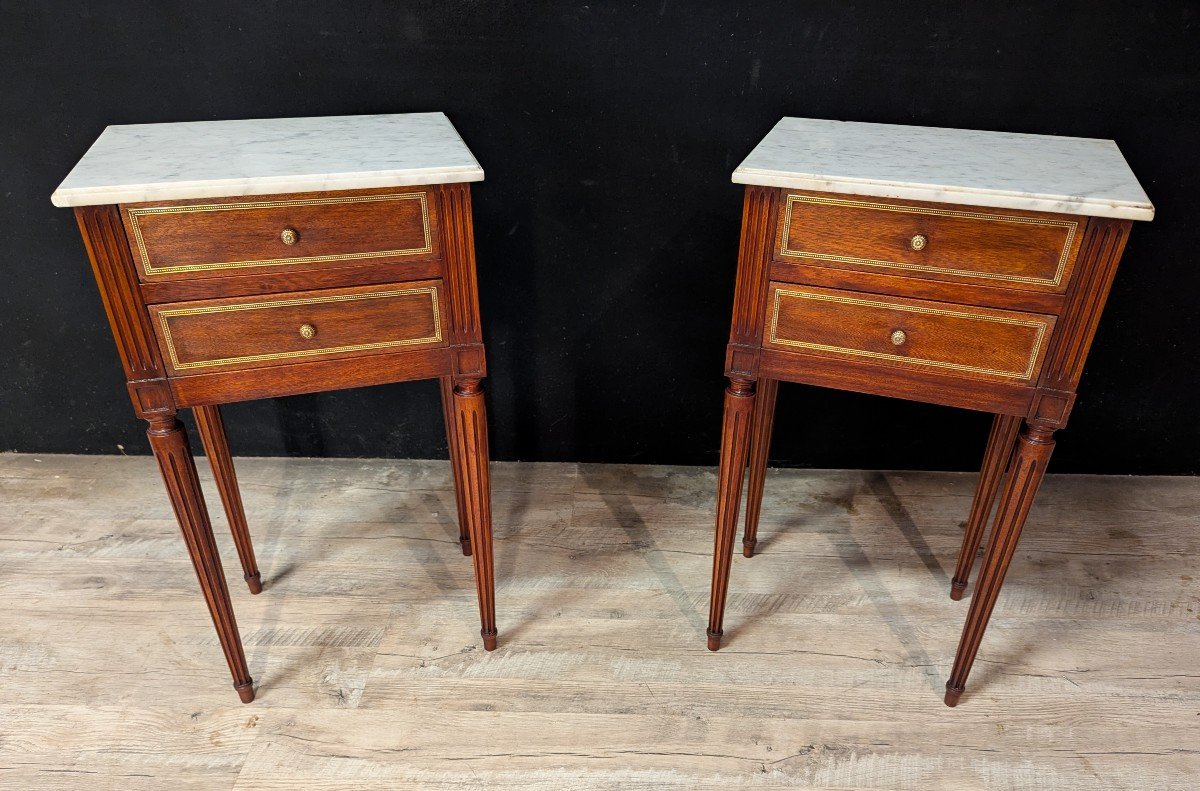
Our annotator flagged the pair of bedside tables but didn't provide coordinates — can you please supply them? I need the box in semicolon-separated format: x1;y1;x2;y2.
54;113;1152;707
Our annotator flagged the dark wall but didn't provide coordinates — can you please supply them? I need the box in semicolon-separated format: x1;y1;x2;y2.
2;1;1197;474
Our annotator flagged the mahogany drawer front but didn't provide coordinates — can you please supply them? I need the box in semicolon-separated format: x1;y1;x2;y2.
764;283;1056;384
775;192;1083;292
149;281;445;376
122;189;436;282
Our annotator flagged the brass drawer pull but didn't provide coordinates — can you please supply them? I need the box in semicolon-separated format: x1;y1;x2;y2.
298;323;317;340
890;329;907;346
280;227;299;245
910;234;927;251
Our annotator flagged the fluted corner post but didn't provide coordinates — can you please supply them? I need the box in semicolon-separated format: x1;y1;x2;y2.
706;377;758;651
741;377;778;558
194;405;262;594
147;413;254;703
950;413;1022;600
448;377;497;650
945;420;1056;706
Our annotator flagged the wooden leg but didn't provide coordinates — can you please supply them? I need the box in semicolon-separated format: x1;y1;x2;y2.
448;378;498;650
440;376;472;556
147;414;255;703
706;378;757;651
950;413;1021;601
741;377;778;558
194;405;262;594
945;421;1055;706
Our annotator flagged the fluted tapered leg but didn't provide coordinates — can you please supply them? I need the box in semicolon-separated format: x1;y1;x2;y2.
448;378;497;650
194;405;262;594
147;414;254;703
950;413;1021;601
707;378;757;651
945;421;1055;706
440;376;472;556
741;377;778;558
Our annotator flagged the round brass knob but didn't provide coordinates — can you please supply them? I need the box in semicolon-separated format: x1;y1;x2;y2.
280;227;299;245
298;323;317;340
890;329;907;346
910;234;928;251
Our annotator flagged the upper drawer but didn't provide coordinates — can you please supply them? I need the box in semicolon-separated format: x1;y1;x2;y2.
765;283;1055;384
774;192;1083;292
149;281;445;376
122;188;437;282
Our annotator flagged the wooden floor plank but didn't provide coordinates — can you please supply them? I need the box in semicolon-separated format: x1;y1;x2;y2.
0;453;1197;790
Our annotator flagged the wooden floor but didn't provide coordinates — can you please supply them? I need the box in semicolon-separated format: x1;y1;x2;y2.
0;453;1197;790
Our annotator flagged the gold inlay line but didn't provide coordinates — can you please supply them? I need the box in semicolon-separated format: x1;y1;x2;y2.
158;286;442;371
768;288;1049;381
128;192;432;276
779;194;1078;287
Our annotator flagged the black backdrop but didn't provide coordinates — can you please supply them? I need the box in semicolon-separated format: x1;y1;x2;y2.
2;2;1197;474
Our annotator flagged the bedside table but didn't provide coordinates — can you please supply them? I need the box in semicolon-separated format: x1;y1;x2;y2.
52;113;498;703
705;118;1153;706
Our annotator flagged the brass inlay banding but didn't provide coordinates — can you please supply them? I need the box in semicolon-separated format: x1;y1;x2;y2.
128;192;432;276
768;288;1049;381
779;194;1078;287
158;286;443;371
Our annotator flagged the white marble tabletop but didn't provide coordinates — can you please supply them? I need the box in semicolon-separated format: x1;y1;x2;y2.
733;118;1153;221
51;113;484;207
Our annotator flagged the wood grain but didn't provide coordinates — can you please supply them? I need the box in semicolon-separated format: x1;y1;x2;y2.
148;281;445;377
1;455;1197;789
776;190;1082;293
765;283;1055;385
195;404;263;594
121;186;437;282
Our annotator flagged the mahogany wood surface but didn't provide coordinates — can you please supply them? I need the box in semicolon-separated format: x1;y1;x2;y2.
706;378;757;651
769;258;1067;314
765;283;1056;385
139;257;444;304
194;404;263;594
169;345;451;408
775;189;1082;293
711;183;1138;707
440;375;473;556
945;421;1056;706
148;280;446;376
449;379;497;649
950;413;1021;601
741;377;778;558
147;413;255;703
759;348;1035;416
121;186;437;282
70;182;496;703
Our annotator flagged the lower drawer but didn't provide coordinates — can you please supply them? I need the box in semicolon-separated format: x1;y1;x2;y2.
764;283;1055;384
149;281;445;376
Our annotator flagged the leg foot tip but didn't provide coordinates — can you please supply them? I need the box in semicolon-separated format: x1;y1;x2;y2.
481;630;498;651
235;681;255;704
706;630;722;651
949;581;966;601
944;684;964;707
742;540;756;558
460;537;472;556
245;573;263;595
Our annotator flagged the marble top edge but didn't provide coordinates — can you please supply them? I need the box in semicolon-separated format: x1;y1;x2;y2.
730;167;1155;221
733;117;1153;221
52;112;484;207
